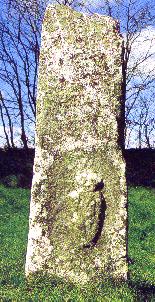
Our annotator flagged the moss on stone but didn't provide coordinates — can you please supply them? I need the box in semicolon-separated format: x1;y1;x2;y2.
25;4;128;285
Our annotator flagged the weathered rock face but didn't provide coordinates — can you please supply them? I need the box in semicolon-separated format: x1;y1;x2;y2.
25;4;128;284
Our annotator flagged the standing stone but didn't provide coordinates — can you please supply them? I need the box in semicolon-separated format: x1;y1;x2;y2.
25;4;128;284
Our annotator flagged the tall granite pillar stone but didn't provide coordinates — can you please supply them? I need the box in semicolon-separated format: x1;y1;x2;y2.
25;4;128;284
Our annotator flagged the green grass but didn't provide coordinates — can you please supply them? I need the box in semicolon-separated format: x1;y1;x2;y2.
128;186;155;301
0;184;155;301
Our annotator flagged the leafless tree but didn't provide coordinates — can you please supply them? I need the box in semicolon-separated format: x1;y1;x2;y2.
0;0;83;148
84;0;155;148
0;0;45;148
0;91;15;148
0;0;155;148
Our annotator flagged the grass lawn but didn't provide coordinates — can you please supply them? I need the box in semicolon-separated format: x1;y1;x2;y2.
0;184;155;301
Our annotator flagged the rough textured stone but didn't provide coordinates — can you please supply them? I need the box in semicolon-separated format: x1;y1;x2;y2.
25;4;128;284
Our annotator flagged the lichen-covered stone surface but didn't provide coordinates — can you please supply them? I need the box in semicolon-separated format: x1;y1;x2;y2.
25;4;128;284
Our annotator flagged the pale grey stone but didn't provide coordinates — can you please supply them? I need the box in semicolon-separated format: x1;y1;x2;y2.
25;4;128;284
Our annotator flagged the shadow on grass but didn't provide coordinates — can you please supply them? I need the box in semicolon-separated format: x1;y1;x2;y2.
128;280;155;301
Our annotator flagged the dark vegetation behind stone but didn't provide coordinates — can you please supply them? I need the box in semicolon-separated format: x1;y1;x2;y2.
0;148;34;188
0;148;155;188
125;149;155;187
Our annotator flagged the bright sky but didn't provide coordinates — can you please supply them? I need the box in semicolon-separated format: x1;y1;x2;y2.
0;0;155;148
